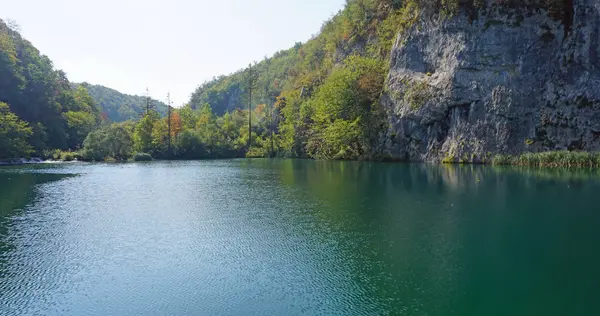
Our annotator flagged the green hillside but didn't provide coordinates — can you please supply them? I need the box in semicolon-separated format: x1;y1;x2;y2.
78;83;168;122
0;18;100;157
188;0;413;159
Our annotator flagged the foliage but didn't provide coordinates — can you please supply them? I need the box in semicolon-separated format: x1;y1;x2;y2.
62;110;96;148
133;111;160;153
174;129;207;159
306;56;386;160
78;83;168;122
133;152;152;161
170;112;183;138
60;151;76;161
184;0;409;160
0;102;33;159
81;124;133;161
403;78;430;110
0;19;101;155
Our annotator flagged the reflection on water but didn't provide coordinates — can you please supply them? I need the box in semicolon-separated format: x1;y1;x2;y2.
0;161;599;316
0;172;74;268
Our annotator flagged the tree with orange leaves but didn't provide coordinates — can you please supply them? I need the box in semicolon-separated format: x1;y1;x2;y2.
170;112;183;140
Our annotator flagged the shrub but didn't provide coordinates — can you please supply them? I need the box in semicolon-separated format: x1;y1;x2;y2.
133;152;152;162
47;150;81;161
49;149;62;160
60;151;76;161
403;79;430;110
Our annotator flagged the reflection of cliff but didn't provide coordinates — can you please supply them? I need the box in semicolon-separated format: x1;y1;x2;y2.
274;160;600;314
275;160;468;313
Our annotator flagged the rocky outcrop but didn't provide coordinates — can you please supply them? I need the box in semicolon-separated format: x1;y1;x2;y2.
383;0;600;162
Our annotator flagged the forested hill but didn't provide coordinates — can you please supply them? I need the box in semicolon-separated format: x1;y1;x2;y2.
0;18;101;158
76;83;168;122
188;0;420;159
189;44;301;115
188;0;599;162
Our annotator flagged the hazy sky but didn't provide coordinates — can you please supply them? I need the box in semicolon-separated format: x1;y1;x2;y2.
4;0;346;105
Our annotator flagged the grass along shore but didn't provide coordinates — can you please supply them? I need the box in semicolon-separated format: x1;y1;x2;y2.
492;151;600;168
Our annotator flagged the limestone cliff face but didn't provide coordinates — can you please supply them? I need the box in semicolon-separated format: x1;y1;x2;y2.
382;0;600;162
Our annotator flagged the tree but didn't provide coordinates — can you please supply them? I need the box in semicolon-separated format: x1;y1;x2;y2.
175;130;206;159
170;111;183;139
81;124;133;161
62;111;96;148
143;87;155;117
151;118;169;154
307;55;385;160
244;62;259;149
179;105;198;129
167;93;172;154
133;111;160;153
81;128;108;161
104;125;133;160
5;19;21;33
0;102;33;159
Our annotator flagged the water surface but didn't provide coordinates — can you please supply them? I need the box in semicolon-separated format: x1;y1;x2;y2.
1;160;599;315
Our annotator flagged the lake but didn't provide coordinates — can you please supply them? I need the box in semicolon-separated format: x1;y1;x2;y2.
1;160;599;315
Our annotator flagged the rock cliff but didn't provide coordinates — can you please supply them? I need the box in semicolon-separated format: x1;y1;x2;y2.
383;0;600;162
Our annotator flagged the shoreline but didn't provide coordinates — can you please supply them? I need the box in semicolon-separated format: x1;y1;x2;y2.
0;158;80;166
0;158;45;166
2;150;600;169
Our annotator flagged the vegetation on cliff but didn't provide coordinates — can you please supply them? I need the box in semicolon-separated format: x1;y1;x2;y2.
183;0;415;160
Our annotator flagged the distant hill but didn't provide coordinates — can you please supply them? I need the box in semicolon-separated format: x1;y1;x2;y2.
77;83;168;122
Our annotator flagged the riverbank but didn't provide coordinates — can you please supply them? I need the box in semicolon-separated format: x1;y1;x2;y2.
4;150;600;169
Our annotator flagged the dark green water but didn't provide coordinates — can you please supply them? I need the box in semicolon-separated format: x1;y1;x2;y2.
0;160;599;315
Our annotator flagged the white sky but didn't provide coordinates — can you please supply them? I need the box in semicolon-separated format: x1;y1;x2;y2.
3;0;346;106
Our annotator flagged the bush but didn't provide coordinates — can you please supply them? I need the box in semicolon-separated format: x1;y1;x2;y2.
60;151;76;161
47;150;81;162
133;152;152;162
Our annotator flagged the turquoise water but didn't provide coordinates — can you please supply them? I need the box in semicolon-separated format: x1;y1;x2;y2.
0;160;599;315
